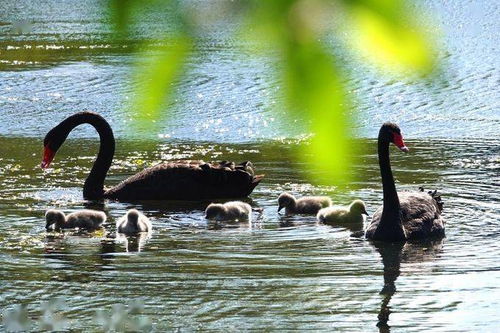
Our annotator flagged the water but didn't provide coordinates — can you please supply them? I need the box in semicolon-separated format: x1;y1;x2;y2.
1;137;499;331
1;0;498;140
1;0;499;331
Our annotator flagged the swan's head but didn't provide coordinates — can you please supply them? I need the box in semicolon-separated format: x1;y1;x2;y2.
45;209;66;231
381;122;409;153
42;123;70;169
278;192;295;212
205;204;225;219
349;200;369;216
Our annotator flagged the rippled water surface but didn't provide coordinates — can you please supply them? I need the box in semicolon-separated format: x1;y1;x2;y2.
1;138;499;331
0;0;499;331
1;0;498;140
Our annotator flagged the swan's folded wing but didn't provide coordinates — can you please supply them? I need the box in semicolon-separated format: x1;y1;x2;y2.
198;163;262;198
105;160;262;200
399;192;445;239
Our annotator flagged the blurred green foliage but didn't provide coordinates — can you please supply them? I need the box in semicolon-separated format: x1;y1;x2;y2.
110;0;436;186
131;36;191;134
2;298;151;331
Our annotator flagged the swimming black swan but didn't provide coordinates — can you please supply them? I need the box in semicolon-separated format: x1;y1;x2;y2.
116;209;152;234
45;209;106;231
365;122;445;241
41;112;263;200
277;192;332;214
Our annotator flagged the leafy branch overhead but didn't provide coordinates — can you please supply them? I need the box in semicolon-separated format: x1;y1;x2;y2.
110;0;436;186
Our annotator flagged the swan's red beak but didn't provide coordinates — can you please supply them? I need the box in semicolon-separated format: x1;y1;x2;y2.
41;146;56;169
393;133;409;153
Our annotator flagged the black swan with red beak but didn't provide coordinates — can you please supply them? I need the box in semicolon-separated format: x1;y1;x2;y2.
365;122;445;241
41;112;263;201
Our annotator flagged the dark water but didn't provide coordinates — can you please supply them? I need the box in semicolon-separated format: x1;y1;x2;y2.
0;0;499;331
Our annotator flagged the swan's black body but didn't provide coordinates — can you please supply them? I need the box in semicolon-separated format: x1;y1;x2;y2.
103;159;262;201
42;112;263;201
365;123;445;241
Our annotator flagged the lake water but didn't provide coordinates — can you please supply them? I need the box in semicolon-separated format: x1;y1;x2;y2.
1;0;499;331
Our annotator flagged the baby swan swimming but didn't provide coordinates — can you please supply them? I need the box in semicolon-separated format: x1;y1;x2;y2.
45;209;106;231
205;201;252;221
116;209;152;234
317;200;369;226
278;192;332;215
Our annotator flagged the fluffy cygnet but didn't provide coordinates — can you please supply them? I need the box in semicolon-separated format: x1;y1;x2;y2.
316;200;369;226
278;192;332;215
116;209;152;234
205;201;252;221
45;209;106;231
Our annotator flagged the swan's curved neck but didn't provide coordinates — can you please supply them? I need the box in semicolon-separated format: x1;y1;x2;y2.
62;113;115;199
377;132;405;239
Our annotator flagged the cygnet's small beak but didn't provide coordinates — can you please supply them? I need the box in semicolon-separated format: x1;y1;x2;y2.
363;209;370;216
278;206;283;213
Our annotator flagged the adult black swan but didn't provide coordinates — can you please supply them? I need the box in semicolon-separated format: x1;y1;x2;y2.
365;122;445;241
41;112;263;201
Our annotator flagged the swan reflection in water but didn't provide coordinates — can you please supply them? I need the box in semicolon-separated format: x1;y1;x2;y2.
207;216;263;231
372;239;444;332
115;232;152;253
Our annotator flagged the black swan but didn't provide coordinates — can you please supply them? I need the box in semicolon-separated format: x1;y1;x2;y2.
277;192;332;214
317;199;369;225
45;209;106;231
205;201;252;221
41;112;263;201
116;209;152;234
365;122;445;241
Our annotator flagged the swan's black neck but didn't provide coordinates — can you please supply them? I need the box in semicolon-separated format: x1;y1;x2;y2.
379;137;400;213
58;112;115;200
376;129;405;241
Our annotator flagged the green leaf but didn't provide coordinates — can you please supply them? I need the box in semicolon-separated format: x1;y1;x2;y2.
250;0;355;186
346;0;436;74
108;0;134;36
284;38;353;186
129;37;191;137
